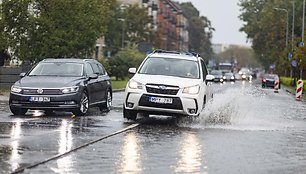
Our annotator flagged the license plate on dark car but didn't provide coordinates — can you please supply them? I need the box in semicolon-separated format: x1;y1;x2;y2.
29;96;50;102
149;96;173;104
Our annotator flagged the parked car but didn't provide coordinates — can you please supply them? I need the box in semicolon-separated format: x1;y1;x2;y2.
210;70;224;82
123;50;214;120
262;74;280;88
9;58;112;116
223;72;235;82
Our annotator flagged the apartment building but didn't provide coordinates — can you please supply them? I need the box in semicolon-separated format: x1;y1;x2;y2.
120;0;189;51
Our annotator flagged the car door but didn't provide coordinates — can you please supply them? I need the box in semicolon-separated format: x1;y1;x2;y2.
84;62;99;104
200;59;211;107
90;62;108;104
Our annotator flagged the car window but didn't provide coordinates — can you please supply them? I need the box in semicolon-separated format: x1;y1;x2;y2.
200;59;208;81
91;63;101;75
97;63;106;75
85;63;94;76
138;57;200;79
29;62;84;77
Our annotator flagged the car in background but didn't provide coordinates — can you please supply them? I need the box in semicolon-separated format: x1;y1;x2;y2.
239;67;253;81
223;72;235;82
9;58;112;116
123;50;214;120
210;70;224;82
262;74;280;88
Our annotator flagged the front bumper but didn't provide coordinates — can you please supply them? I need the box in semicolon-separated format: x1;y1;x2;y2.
124;92;200;116
9;92;81;111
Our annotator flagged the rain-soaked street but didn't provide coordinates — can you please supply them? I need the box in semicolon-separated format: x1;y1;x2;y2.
1;80;306;174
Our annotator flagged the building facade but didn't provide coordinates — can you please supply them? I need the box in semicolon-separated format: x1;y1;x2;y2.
120;0;189;51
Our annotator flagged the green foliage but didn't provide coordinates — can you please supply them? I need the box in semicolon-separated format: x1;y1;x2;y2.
0;0;114;62
180;2;214;59
239;0;306;74
280;76;306;91
108;46;145;80
104;3;154;56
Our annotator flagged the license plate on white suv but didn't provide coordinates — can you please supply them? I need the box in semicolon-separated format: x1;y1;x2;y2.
149;96;173;104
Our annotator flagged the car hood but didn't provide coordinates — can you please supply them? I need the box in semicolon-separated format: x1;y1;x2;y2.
14;76;84;88
132;74;201;88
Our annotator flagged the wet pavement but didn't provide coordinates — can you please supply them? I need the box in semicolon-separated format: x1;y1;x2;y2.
1;80;306;174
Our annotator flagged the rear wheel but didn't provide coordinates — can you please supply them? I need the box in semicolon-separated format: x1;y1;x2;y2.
73;91;89;116
10;106;27;116
123;107;137;121
100;89;112;112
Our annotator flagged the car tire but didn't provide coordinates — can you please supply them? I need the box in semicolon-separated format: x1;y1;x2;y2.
100;89;112;112
123;107;137;121
10;106;27;116
73;91;89;116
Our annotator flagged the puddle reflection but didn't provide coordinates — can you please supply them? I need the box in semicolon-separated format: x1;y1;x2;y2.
9;119;22;171
118;131;142;174
53;120;75;173
176;132;207;173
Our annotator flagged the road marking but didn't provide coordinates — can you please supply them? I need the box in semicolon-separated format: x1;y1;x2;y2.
11;123;140;174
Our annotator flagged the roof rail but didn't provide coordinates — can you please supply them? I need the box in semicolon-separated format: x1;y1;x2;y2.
181;51;201;57
152;49;181;54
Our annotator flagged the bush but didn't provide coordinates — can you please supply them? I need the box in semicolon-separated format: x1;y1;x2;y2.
280;76;306;90
108;46;145;80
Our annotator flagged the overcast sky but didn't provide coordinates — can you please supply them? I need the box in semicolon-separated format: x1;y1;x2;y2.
177;0;250;46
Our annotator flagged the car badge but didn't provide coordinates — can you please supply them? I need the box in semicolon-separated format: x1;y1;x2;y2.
158;85;167;90
37;88;43;94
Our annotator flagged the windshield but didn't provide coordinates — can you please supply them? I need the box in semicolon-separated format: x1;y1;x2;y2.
138;57;200;79
29;62;84;77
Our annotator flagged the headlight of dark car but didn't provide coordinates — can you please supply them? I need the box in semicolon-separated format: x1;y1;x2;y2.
61;86;79;94
11;85;22;93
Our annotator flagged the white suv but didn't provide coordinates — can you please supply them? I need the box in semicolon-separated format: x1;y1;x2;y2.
123;50;214;120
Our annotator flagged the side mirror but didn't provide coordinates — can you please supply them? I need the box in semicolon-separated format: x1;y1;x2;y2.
88;73;98;80
19;72;26;78
128;68;137;74
206;74;214;81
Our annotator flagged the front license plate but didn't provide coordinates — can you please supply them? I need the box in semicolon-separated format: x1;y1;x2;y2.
29;96;50;102
149;96;173;104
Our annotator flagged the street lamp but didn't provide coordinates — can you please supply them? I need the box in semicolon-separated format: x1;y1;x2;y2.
274;8;289;47
118;18;125;49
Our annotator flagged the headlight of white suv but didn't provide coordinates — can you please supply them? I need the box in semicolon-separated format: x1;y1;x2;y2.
11;86;22;93
128;79;143;89
183;85;200;94
61;86;79;94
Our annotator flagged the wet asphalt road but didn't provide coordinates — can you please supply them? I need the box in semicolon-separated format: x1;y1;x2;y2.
1;80;306;174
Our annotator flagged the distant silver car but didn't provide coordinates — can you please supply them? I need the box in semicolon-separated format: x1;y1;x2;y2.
123;50;214;120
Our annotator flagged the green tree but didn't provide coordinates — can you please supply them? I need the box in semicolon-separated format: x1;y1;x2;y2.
104;2;154;56
180;2;214;59
0;0;113;62
239;0;305;74
108;45;145;80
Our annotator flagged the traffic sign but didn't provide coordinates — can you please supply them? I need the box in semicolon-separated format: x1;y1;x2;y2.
292;60;297;67
288;52;293;60
300;42;305;47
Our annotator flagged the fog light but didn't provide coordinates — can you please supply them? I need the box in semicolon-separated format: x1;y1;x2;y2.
188;109;196;114
65;101;76;104
127;102;134;108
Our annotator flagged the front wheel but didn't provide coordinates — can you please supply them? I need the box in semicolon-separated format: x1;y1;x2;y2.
73;91;89;116
123;107;137;121
10;106;27;116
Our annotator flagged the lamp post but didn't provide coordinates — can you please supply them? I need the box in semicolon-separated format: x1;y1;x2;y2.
301;0;305;79
118;18;125;49
274;8;289;47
